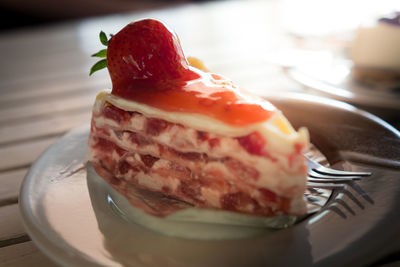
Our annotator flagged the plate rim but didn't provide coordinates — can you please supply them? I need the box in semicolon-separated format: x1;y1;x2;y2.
285;58;400;111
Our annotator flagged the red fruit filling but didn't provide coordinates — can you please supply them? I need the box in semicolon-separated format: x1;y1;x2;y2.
90;134;291;217
236;131;266;156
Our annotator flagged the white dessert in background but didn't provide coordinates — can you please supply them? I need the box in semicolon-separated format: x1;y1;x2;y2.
350;12;400;82
351;23;400;70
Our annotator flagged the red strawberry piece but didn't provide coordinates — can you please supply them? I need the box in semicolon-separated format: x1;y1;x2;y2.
236;131;266;156
107;19;191;96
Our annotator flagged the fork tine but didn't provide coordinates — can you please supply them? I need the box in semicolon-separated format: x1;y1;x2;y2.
312;166;371;177
307;182;346;190
308;170;361;180
308;177;358;183
306;157;371;177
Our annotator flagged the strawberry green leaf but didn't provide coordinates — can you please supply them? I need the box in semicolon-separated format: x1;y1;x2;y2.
91;49;107;58
89;59;107;76
99;31;108;46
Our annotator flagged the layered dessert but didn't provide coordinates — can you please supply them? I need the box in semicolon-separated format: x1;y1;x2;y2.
88;19;309;218
350;12;400;83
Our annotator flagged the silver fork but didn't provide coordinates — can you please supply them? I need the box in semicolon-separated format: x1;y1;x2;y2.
306;157;371;189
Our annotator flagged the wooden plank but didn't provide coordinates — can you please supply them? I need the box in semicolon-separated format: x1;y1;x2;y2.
0;26;86;86
0;75;109;107
0;25;80;60
0;68;91;95
0;92;95;124
0;241;56;267
0;52;90;87
0;137;59;172
0;204;26;246
0;111;90;145
0;169;28;206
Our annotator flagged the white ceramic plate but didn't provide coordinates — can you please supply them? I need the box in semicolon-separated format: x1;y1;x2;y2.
20;94;400;266
284;52;400;118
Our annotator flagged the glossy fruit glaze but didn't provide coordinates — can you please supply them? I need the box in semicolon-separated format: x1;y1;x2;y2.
107;19;275;126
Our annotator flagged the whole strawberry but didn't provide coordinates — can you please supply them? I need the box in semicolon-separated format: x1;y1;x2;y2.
90;19;191;96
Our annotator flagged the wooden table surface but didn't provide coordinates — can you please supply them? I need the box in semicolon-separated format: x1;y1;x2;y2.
0;0;399;266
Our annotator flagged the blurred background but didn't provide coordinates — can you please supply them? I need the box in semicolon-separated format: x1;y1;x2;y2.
0;0;197;31
1;0;398;31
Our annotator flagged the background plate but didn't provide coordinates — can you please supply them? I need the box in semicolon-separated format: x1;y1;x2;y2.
20;93;400;266
284;53;400;119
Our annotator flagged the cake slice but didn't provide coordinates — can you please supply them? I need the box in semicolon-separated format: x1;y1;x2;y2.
88;19;309;218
